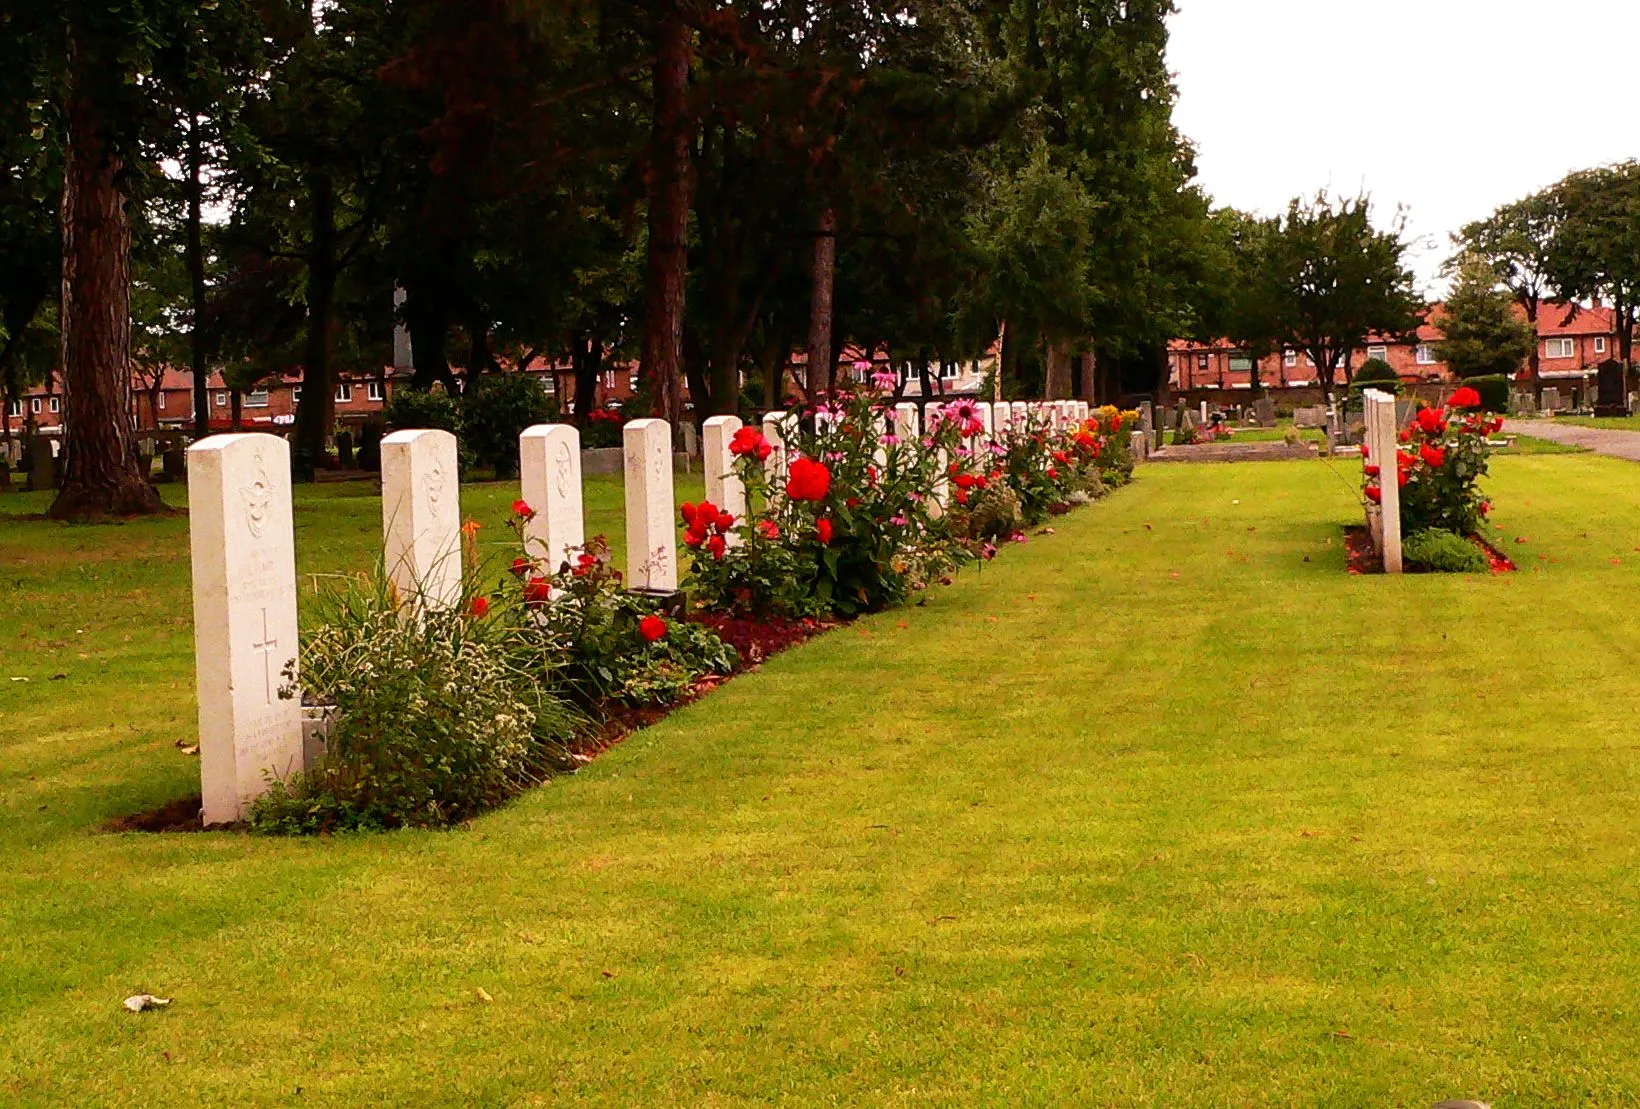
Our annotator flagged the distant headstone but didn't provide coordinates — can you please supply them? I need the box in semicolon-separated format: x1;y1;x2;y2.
991;401;1012;437
1293;406;1325;429
357;421;382;472
162;447;187;483
701;415;746;523
381;429;463;612
623;419;678;594
1363;388;1402;574
1542;386;1564;412
1255;396;1276;427
335;430;355;469
1594;359;1628;416
1512;391;1537;415
519;423;584;574
392;285;413;372
894;401;920;441
186;433;304;825
761;410;794;486
679;420;699;459
25;437;56;492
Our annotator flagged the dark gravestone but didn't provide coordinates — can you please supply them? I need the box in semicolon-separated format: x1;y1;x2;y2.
162;447;187;483
335;430;355;469
1594;359;1628;417
26;438;57;492
0;458;11;492
356;421;382;472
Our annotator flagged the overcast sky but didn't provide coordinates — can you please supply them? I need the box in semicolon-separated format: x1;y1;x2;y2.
1167;0;1640;291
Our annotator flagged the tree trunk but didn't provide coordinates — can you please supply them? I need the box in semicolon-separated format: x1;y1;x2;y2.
639;5;691;425
231;389;242;431
1044;336;1073;399
572;336;601;426
406;287;454;391
49;19;165;519
1077;349;1096;400
806;206;837;398
1525;295;1543;405
998;321;1015;401
187;113;210;440
293;171;337;478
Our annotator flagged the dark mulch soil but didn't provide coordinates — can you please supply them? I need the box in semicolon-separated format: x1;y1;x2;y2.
104;794;210;833
693;613;830;667
1344;524;1517;575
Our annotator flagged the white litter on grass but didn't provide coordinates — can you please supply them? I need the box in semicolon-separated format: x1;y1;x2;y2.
124;994;171;1013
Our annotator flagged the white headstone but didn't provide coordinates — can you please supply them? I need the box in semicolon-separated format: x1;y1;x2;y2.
894;402;920;442
381;429;463;611
761;410;794;486
187;433;304;825
1011;401;1029;427
702;415;747;521
519;423;584;574
1363;389;1403;574
991;401;1012;437
624;418;678;592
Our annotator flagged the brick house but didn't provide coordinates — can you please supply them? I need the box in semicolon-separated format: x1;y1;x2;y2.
1168;299;1624;394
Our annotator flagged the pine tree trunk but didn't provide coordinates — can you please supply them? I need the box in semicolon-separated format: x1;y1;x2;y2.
1044;336;1073;399
293;171;337;478
639;6;691;425
807;206;837;396
48;20;165;520
187;114;210;439
572;336;601;427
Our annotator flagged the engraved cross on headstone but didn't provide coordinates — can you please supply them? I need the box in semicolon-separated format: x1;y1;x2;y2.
251;606;279;705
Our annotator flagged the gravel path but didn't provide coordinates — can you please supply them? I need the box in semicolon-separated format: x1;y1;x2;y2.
1503;419;1640;461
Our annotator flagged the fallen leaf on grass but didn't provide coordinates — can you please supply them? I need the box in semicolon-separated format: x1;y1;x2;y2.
601;969;618;979
176;745;198;757
124;995;170;1013
1515;537;1527;544
474;987;493;1003
1329;1029;1353;1041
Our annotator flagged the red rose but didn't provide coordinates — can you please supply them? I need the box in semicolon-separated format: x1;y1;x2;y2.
1364;464;1381;477
639;614;668;642
573;553;598;576
510;556;531;577
1480;499;1491;516
1053;450;1069;464
467;595;490;618
512;499;535;520
1399;429;1412;443
758;519;780;540
786;457;832;502
716;511;736;531
1047;466;1058;480
845;497;862;509
684;526;707;548
1449;386;1482;409
1420;444;1446;468
815;517;834;545
1365;486;1382;503
706;534;727;560
730;426;772;461
955;489;969;506
1415;406;1447;435
523;576;551;609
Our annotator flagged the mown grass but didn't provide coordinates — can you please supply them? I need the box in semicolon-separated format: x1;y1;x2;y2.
1547;414;1640;432
5;454;1640;1104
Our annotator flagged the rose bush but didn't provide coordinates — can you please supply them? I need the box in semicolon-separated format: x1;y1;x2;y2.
1362;387;1500;537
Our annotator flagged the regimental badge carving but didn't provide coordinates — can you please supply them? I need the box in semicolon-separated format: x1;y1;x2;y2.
241;449;272;538
426;459;445;512
553;440;574;499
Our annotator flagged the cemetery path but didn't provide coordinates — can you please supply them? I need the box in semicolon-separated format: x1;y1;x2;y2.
1504;418;1640;460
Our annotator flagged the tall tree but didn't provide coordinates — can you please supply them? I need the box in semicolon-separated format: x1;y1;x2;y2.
1546;161;1640;371
1435;254;1536;380
1261;192;1424;404
1453;192;1558;403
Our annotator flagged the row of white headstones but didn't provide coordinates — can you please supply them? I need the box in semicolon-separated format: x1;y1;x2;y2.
185;398;1095;825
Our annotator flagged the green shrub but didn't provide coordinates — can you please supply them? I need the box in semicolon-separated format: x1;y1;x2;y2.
251;573;577;834
1352;358;1401;396
382;384;461;435
1403;528;1488;573
461;373;556;478
1462;374;1511;413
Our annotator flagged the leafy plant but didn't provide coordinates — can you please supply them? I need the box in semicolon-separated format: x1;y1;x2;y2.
1404;528;1488;573
461;373;556;478
1363;386;1500;536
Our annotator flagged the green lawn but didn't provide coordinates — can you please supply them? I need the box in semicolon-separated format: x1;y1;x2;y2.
1547;414;1640;432
7;455;1640;1104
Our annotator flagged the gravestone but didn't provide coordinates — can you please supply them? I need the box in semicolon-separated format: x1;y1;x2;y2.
1512;391;1537;415
761;410;794;486
1011;401;1029;427
1362;389;1403;573
26;437;56;492
186;433;304;825
162;447;187;483
991;401;1012;437
1542;386;1563;412
381;429;463;611
357;421;382;472
679;420;699;459
976;398;995;442
701;415;747;523
1293;405;1325;429
1595;359;1628;416
335;430;355;469
894;402;920;442
1255;396;1276;427
623;419;678;593
519;423;584;574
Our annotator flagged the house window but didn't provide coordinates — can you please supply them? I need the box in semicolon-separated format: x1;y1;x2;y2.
941;361;961;380
1546;338;1575;359
335;383;353;403
1196;353;1209;370
1595;337;1608;355
244;389;270;408
1415;344;1436;365
30;398;41;414
367;381;384;402
1366;345;1389;363
49;397;60;413
292;386;302;403
601;370;616;390
1283;349;1297;368
5;399;19;417
157;392;166;410
215;391;227;407
1229;354;1254;373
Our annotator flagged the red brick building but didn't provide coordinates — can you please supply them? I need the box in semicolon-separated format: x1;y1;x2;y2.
1168;300;1624;394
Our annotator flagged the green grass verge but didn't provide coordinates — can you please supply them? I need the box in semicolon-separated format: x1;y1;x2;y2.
5;456;1640;1103
1547;415;1640;432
